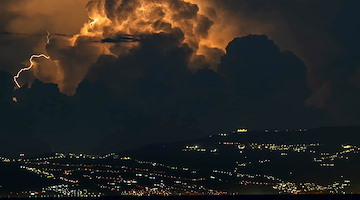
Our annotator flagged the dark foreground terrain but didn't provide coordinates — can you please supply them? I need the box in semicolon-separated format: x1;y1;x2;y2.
1;126;360;197
1;194;360;200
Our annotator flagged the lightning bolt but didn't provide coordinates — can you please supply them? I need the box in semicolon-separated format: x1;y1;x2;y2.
46;30;50;44
13;32;51;88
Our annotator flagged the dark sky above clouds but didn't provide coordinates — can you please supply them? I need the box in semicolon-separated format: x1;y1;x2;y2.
0;0;359;156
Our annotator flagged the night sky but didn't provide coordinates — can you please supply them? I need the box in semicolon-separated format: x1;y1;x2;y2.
0;0;359;156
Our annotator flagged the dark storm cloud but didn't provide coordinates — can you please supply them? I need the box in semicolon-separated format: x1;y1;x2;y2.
205;0;341;86
204;0;360;126
85;33;329;149
1;33;329;156
87;31;194;118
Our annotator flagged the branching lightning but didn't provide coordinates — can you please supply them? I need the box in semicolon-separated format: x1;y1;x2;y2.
13;32;51;88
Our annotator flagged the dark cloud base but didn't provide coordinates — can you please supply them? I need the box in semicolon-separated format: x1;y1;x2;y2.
0;34;339;157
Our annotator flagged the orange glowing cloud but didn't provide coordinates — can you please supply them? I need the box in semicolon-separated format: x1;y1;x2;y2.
8;0;274;94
